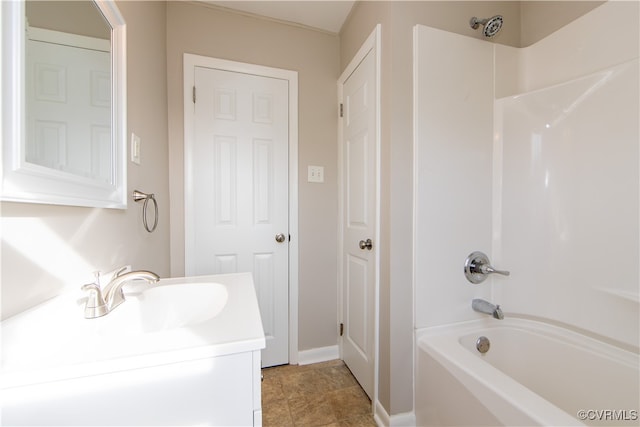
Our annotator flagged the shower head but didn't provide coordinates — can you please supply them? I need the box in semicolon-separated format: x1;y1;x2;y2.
469;15;503;38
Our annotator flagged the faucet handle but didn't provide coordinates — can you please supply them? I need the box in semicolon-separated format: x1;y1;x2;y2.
464;251;510;284
92;270;102;286
480;264;510;277
81;283;108;318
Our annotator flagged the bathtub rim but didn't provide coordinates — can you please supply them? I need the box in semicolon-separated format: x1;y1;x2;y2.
415;316;639;426
418;315;639;362
505;313;639;355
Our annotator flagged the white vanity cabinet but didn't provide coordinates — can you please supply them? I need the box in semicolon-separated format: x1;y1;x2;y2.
1;273;266;426
192;349;263;426
3;349;263;426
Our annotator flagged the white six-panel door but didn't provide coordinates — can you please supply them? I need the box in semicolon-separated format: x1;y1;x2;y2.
185;63;291;368
339;40;378;399
26;29;111;182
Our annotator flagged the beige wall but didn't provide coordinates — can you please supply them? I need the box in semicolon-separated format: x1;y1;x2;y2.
166;2;341;352
26;1;110;39
1;1;169;320
520;1;605;47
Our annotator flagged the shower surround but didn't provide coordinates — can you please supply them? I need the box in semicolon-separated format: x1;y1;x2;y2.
414;2;639;424
414;0;638;349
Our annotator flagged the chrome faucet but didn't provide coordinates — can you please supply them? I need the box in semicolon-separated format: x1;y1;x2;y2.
472;298;504;320
81;268;159;318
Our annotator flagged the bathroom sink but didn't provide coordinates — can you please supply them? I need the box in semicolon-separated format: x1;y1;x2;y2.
1;272;265;426
93;281;229;335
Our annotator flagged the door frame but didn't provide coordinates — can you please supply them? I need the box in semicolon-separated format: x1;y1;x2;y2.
337;24;381;406
183;53;299;365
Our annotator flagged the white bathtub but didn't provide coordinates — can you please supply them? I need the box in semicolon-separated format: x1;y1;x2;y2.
415;318;639;426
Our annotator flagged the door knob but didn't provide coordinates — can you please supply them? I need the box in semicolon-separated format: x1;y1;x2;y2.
275;233;286;243
359;238;373;250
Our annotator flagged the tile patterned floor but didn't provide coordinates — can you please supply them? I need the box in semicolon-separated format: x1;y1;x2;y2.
262;359;377;426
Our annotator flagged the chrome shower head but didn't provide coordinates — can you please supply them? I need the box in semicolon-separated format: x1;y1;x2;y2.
469;15;503;38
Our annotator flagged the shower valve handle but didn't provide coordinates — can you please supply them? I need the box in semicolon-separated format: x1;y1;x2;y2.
480;264;510;277
464;251;510;284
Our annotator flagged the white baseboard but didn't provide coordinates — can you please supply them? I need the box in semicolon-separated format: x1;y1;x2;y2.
390;411;416;426
374;400;389;426
374;400;415;427
297;345;339;365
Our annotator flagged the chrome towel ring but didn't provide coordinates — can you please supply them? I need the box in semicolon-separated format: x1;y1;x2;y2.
133;190;158;233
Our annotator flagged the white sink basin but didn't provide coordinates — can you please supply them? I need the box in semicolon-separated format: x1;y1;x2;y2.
1;273;265;426
94;282;229;335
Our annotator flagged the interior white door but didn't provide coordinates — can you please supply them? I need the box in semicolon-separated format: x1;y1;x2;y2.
340;47;377;399
26;35;111;181
187;65;289;368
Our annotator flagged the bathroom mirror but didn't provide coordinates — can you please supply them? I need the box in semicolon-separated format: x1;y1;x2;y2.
1;0;127;208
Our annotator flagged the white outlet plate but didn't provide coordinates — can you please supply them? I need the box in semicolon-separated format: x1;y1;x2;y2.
307;165;324;183
131;133;141;165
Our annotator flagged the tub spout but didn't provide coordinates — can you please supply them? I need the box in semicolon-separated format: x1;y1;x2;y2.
472;298;504;320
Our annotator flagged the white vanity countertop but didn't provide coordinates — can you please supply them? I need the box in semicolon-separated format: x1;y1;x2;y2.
0;273;265;389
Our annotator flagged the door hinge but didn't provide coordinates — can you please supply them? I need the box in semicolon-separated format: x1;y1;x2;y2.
339;323;344;336
192;86;196;104
339;103;343;118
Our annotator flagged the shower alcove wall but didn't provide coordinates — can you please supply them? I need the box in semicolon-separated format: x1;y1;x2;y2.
414;0;639;362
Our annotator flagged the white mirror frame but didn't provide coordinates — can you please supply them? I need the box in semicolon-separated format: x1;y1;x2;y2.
1;0;127;209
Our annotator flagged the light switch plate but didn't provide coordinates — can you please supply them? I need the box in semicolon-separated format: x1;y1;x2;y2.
131;133;141;165
308;165;324;183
